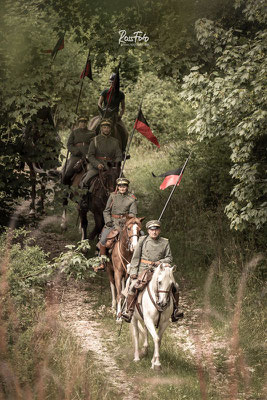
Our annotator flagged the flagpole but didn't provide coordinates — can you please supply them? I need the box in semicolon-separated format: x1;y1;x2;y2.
158;152;192;221
119;99;143;178
75;49;91;115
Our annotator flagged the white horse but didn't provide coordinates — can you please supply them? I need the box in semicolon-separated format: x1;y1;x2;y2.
131;263;176;370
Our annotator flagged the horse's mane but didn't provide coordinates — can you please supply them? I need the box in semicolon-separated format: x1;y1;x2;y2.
151;263;175;284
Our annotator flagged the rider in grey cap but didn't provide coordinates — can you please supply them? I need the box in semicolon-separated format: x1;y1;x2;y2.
121;220;183;323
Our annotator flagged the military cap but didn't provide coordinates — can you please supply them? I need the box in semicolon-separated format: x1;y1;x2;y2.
109;72;116;81
116;177;130;186
100;119;112;127
146;220;161;230
78;116;88;122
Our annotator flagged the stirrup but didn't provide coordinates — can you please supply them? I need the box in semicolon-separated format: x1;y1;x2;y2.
121;311;132;323
171;311;184;322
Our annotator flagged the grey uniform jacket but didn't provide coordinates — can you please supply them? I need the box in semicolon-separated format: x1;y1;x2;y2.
103;191;137;229
130;235;173;276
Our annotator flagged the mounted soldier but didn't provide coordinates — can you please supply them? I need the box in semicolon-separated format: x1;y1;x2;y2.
62;116;95;185
88;73;129;153
121;220;183;323
81;119;122;189
96;177;137;271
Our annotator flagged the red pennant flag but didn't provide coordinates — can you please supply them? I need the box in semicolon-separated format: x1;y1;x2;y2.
80;59;93;80
134;109;160;148
152;168;183;190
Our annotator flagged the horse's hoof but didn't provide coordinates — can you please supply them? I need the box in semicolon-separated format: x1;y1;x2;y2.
29;209;35;216
152;364;162;372
116;318;122;324
140;347;148;358
133;357;140;362
60;224;67;231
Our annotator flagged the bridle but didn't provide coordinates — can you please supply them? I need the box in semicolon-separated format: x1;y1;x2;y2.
146;265;174;328
117;220;141;271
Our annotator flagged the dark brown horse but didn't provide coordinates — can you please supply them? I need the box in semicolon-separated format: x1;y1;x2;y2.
61;164;120;240
21;106;61;215
106;216;144;319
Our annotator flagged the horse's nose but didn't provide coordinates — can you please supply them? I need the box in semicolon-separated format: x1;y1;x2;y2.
157;300;167;309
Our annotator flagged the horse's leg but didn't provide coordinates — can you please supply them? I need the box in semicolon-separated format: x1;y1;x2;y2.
140;325;149;358
79;193;90;240
131;316;140;362
61;195;68;231
79;207;88;241
144;315;162;370
89;209;104;241
38;178;46;214
106;262;116;311
29;164;36;216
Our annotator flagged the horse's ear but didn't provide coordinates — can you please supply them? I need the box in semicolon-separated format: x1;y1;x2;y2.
160;263;165;271
172;265;177;272
139;217;145;222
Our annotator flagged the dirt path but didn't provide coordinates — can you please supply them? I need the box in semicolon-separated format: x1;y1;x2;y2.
58;283;140;400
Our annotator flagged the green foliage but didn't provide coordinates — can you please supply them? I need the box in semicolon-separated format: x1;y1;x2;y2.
52;240;105;280
0;229;52;328
181;5;267;231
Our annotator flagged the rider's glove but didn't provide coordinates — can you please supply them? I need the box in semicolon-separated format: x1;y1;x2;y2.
153;261;161;267
106;221;114;228
98;164;104;170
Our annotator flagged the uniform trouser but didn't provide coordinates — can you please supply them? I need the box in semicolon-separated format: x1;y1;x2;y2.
62;156;80;185
80;167;98;189
100;226;114;245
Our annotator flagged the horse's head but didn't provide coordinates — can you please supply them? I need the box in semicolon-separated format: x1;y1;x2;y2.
153;264;176;310
125;216;145;252
102;162;121;194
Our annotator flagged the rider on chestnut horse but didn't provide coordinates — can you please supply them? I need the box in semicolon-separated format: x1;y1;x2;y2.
96;177;137;271
121;220;183;323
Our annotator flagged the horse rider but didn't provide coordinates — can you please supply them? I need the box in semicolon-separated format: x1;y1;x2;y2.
89;73;129;153
62;116;95;185
81;119;122;188
96;177;137;271
121;220;183;323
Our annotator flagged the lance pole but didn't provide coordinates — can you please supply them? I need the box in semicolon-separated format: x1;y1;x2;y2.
75;49;91;115
119;99;143;178
158;152;192;221
102;61;121;120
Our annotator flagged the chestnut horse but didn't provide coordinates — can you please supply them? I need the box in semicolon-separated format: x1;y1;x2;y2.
106;216;144;319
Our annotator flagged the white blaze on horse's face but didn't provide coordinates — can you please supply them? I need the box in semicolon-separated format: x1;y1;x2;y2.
156;264;174;309
129;223;138;252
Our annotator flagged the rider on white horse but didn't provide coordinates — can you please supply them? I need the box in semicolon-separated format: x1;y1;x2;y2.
121;220;183;323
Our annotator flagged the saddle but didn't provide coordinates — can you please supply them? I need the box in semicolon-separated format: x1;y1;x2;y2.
106;229;119;249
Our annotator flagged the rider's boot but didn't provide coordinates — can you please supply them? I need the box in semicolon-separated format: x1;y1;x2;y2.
171;291;184;322
121;293;137;323
96;243;107;271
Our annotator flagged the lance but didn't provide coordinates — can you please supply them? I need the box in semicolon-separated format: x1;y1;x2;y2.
102;61;121;120
158;152;192;221
75;49;91;115
62;49;91;181
119;99;143;178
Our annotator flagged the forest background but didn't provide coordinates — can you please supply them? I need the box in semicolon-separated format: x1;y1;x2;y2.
0;0;266;399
